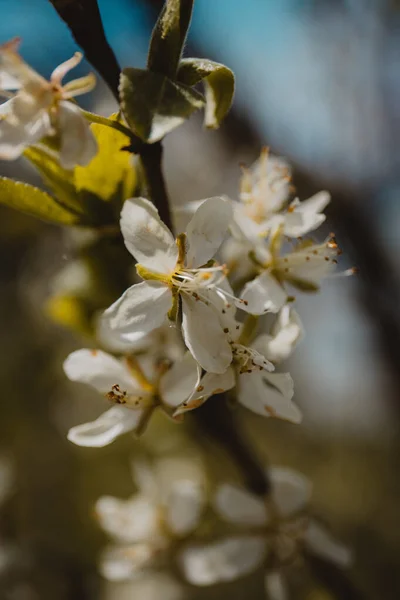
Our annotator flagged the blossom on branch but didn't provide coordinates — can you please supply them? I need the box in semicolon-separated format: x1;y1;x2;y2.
64;345;200;447
96;459;205;581
0;37;97;168
180;467;351;592
102;196;250;374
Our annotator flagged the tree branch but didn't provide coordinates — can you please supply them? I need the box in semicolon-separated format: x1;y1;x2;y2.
48;0;121;100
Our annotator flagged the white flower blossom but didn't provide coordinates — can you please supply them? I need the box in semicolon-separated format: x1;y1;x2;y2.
173;322;301;424
239;231;346;315
96;459;205;581
180;467;351;589
64;347;200;447
232;148;330;242
102;196;250;374
0;37;97;167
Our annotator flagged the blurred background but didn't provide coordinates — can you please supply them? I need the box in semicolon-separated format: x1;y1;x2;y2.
0;0;399;598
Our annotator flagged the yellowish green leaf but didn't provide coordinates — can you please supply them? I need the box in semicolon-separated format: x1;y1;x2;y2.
74;113;136;202
0;177;82;225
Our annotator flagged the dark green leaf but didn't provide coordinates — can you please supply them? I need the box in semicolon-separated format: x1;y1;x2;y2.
147;0;194;78
120;68;204;143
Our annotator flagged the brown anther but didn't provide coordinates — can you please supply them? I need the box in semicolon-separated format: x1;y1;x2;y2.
223;328;229;333
196;385;204;392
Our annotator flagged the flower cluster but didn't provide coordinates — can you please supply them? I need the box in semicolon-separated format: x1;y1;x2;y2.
0;27;354;599
64;147;349;445
95;458;350;597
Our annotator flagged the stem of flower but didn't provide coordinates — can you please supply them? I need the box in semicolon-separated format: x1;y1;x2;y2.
193;393;271;496
140;143;174;232
306;553;368;600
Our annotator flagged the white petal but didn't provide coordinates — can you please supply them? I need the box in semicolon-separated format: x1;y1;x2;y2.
103;281;172;337
67;406;142;447
166;480;204;536
100;543;154;581
270;467;312;518
173;367;235;416
214;484;267;526
253;307;303;363
102;573;185;600
0;71;21;90
237;371;301;423
96;495;160;544
0;101;51;159
131;460;159;499
120;197;177;272
63;349;138;394
284;191;330;238
179;536;266;586
57;101;97;168
304;521;352;567
264;572;288;600
181;295;232;374
159;352;199;408
185;196;232;268
240;272;287;315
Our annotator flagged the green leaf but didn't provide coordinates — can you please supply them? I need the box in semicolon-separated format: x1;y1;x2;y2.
74;113;136;202
120;68;204;143
177;58;235;128
147;0;194;79
0;177;82;226
23;147;84;215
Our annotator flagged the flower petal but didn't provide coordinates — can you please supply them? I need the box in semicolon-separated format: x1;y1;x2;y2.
100;543;154;581
179;536;266;586
181;295;232;374
304;520;352;567
67;406;143;447
264;572;288;600
284;191;330;237
120;197;177;272
240;272;287;314
166;480;205;536
237;371;301;423
0;100;51;159
58;101;98;168
214;483;267;526
96;495;160;544
103;281;172;337
270;467;312;518
159;352;199;408
63;349;139;394
253;306;303;363
173;367;235;416
185;196;232;268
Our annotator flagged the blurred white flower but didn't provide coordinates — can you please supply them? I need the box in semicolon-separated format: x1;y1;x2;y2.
232;149;330;241
96;459;205;581
103;572;186;600
173;322;301;424
180;467;351;591
64;348;200;447
102;196;245;374
0;37;97;167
